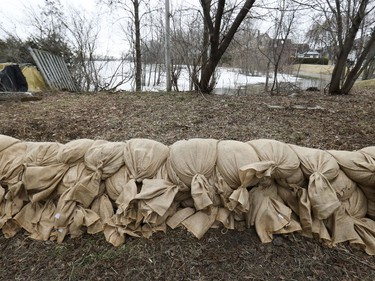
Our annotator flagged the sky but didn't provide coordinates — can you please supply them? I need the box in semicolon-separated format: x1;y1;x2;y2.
0;0;134;57
0;0;309;58
0;0;200;57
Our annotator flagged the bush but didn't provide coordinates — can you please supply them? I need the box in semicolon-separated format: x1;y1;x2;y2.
294;57;329;65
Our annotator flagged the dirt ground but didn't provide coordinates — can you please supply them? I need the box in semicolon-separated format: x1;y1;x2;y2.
0;90;375;280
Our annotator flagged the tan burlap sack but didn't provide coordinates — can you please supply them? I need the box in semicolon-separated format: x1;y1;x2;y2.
246;178;301;243
56;163;89;196
167;139;220;210
133;179;178;218
0;134;20;152
276;168;307;189
0;142;29;236
330;170;357;201
104;166;131;201
85;142;126;179
290;145;340;219
216;140;259;188
56;139;104;165
0;142;27;186
181;207;219;239
124;139;169;181
215;140;259;213
14;200;56;241
246;139;301;179
361;146;375;159
22;142;69;202
328;150;375;188
326;188;374;255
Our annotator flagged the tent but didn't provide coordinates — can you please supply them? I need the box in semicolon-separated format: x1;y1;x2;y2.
0;63;47;92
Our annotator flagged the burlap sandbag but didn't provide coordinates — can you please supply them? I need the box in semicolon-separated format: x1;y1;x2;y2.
325;187;375;255
167;139;220;210
22;142;69;202
54;168;104;243
329;149;375;219
56;139;104;165
56;163;89;197
215;140;259;213
0;142;27;186
124;139;169;181
105;179;152;246
216;140;259;188
0;142;28;234
328;150;375;188
0;134;20;153
276;168;307;189
290;145;340;219
330;170;357;201
56;141;123;224
85;142;126;179
181;207;219;239
104;166;131;201
113;179;140;227
14;200;56;241
246;178;302;243
361;146;375;159
246;139;301;179
133;179;178;219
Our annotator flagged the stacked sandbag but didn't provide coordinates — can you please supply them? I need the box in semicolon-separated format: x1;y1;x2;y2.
1;134;375;255
215;140;259;215
166;139;223;239
241;140;303;242
53;139;110;242
104;139;172;246
0;135;28;237
329;149;375;219
14;141;68;241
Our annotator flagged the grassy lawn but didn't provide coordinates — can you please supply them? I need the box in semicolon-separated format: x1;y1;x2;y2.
292;63;375;90
292;63;334;75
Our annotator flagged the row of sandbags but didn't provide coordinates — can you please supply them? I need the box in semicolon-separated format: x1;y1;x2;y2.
0;134;375;254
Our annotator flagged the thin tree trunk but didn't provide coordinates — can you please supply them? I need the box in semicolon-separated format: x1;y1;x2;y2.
134;0;142;92
198;0;256;93
328;0;368;95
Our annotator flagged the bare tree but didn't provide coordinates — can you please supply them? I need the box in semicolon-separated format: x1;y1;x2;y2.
197;0;256;93
105;0;149;92
304;0;375;95
169;7;205;91
105;0;164;92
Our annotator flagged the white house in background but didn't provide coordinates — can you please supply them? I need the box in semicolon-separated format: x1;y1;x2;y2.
297;50;321;59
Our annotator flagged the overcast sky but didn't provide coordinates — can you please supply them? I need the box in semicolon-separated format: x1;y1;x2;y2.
0;0;199;57
0;0;307;58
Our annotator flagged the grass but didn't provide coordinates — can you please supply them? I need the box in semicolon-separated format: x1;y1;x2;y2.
354;78;375;89
292;63;334;75
292;63;375;90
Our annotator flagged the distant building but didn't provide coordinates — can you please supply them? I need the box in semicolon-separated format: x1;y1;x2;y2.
297;50;321;59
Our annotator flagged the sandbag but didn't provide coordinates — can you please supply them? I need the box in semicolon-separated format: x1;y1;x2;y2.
0;134;20;153
167;139;220;210
22;142;69;202
124;139;169;181
328;150;375;187
290;145;340;219
247;139;301;179
216;140;259;188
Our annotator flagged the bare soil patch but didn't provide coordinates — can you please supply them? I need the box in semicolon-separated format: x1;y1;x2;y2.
0;90;374;280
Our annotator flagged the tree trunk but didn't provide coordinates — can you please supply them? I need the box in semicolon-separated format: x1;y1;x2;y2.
198;0;256;93
134;0;142;92
341;28;375;94
328;0;368;95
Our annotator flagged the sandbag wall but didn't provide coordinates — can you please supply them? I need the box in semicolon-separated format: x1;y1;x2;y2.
1;134;375;255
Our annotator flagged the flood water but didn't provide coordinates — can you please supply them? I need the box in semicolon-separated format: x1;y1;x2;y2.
213;75;331;95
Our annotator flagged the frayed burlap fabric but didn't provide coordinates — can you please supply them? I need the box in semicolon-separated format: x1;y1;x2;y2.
1;134;375;255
